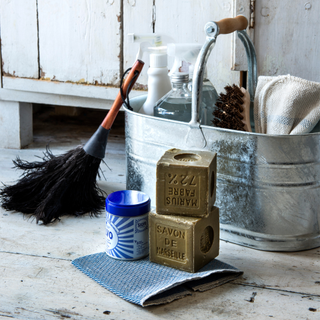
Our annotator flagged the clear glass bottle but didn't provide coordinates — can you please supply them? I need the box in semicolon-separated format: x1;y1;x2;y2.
199;78;219;125
154;73;192;122
188;77;219;126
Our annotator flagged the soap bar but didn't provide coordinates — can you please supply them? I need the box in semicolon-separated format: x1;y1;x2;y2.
156;148;217;218
149;206;219;273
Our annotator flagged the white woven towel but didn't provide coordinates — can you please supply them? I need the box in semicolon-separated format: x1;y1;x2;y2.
254;75;320;134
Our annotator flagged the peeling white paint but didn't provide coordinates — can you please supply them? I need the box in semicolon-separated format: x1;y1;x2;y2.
37;0;121;85
1;0;39;78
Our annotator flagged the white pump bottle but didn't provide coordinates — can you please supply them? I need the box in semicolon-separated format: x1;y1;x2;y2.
140;49;172;115
128;33;172;116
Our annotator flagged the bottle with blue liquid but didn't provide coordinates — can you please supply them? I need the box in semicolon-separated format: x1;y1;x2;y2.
166;43;219;125
154;73;192;122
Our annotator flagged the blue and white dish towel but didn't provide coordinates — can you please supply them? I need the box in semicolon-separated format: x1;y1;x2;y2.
72;252;242;307
254;75;320;134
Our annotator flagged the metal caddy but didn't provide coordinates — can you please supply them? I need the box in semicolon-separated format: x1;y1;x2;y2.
124;16;320;252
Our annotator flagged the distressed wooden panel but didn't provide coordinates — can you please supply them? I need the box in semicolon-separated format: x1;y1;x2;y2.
1;195;319;297
2;77;143;100
0;0;39;78
255;0;320;81
0;119;320;319
0;87;116;110
1;252;319;320
155;0;241;93
123;0;154;86
232;0;252;71
38;0;121;86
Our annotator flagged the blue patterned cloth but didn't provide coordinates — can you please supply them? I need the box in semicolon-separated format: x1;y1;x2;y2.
72;252;242;307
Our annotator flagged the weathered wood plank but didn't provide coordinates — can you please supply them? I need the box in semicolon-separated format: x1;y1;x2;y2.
0;97;320;318
2;77;144;101
155;0;241;93
232;0;253;71
0;252;319;320
123;0;154;86
0;88;116;110
219;242;320;296
38;0;121;86
0;0;39;79
1;200;320;297
1;129;320;298
255;0;320;82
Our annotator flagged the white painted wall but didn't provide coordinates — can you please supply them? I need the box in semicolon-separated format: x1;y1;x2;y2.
0;0;252;94
38;0;122;86
123;0;154;86
154;0;241;94
0;0;319;103
0;0;39;78
254;0;320;82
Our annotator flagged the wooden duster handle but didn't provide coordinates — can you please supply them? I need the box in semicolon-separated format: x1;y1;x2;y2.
216;15;248;34
101;59;144;130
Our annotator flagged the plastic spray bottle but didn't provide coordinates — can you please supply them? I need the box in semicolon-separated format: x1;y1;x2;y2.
128;33;172;116
167;43;219;125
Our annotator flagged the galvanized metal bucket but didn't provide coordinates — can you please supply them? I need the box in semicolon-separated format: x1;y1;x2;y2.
124;25;320;252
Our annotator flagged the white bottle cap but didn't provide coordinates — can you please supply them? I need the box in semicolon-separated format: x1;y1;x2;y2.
150;53;167;68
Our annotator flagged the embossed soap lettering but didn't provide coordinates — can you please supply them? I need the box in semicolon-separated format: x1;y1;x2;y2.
165;238;177;247
166;173;199;208
156;224;187;262
156;247;186;261
167;174;197;186
166;197;198;207
156;225;185;239
168;187;195;197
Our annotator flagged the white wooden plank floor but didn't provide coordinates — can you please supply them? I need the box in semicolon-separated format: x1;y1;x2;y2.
0;107;319;319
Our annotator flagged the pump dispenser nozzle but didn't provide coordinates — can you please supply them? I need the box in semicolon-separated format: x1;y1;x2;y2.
167;43;202;77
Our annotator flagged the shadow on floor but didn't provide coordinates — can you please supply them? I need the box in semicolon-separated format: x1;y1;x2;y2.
31;104;125;148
